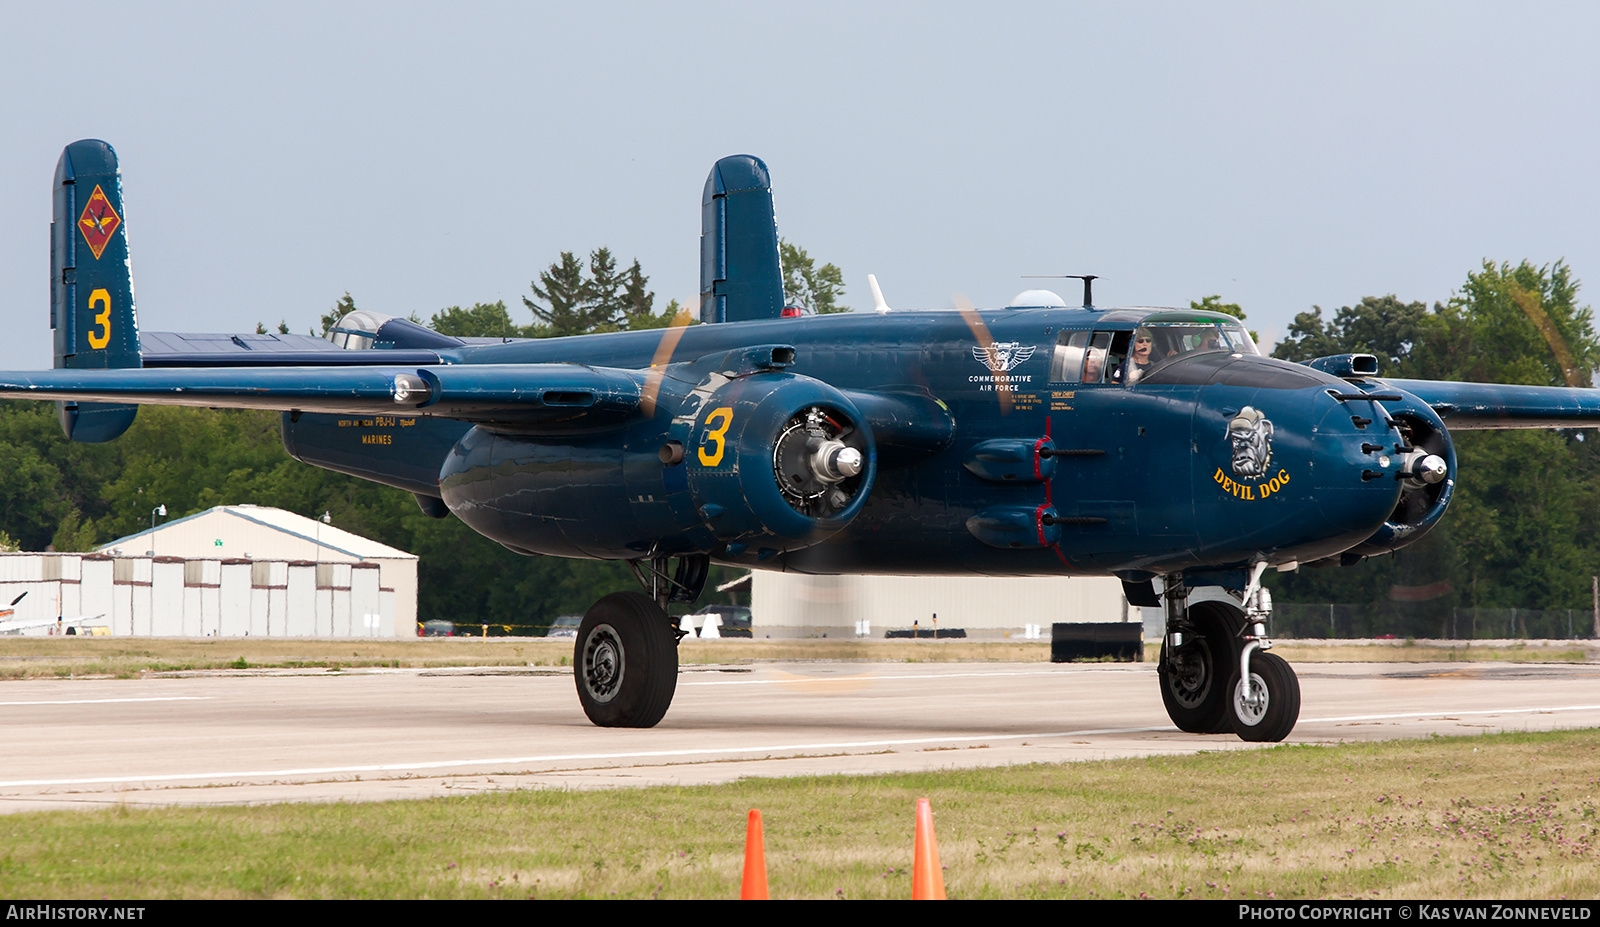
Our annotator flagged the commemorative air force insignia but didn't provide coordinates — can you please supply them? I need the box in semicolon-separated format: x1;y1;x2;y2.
1227;406;1274;478
972;342;1036;373
77;184;121;260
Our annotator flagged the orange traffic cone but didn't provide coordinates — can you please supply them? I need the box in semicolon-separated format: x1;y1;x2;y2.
741;809;768;899
912;797;946;899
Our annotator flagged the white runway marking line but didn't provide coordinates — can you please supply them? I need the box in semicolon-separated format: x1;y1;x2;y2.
682;669;1076;686
0;696;212;707
7;701;1599;790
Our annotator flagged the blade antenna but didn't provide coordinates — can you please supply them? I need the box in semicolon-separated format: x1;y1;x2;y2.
1022;274;1099;310
867;274;891;313
1066;274;1097;310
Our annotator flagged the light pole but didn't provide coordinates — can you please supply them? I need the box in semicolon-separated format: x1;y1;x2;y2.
150;504;166;556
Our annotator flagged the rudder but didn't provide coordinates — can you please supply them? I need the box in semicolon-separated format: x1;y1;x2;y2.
699;155;784;324
52;139;140;442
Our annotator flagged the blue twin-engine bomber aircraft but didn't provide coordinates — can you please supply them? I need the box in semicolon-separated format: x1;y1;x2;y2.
9;140;1600;741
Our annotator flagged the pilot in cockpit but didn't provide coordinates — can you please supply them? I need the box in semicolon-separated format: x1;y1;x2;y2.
1126;328;1161;384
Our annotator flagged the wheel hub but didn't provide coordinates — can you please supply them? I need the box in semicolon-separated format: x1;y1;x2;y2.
1233;672;1269;726
582;624;625;704
1167;641;1212;709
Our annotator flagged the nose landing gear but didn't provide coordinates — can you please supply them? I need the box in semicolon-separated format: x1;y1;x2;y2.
1158;572;1301;742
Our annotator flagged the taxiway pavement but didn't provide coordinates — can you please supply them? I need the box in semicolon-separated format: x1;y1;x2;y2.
2;659;1597;812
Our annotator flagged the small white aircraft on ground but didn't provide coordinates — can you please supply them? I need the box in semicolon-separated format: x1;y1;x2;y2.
0;593;107;635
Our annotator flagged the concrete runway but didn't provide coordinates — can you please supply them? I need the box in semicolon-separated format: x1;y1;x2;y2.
2;659;1598;812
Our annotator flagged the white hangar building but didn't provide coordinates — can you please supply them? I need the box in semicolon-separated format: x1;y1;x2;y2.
750;572;1153;638
0;505;417;637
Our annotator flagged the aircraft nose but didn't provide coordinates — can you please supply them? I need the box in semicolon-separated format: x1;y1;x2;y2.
1188;355;1412;566
1310;388;1405;535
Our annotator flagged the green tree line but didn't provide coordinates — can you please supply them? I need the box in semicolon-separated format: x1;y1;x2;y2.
1248;260;1600;636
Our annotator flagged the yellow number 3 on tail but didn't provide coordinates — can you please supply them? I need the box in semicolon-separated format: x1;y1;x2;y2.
698;407;734;466
86;288;112;350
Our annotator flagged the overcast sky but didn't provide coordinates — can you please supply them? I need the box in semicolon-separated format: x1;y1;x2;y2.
2;1;1596;369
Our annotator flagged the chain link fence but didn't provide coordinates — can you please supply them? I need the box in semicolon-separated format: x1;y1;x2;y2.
1273;603;1598;640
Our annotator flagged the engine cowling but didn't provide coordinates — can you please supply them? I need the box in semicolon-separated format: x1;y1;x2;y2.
1341;388;1456;562
437;370;877;561
677;371;876;554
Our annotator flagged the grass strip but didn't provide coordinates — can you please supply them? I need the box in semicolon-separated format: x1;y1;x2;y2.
0;728;1594;899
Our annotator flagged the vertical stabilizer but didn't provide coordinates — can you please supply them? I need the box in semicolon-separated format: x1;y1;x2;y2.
699;155;784;324
52;139;140;442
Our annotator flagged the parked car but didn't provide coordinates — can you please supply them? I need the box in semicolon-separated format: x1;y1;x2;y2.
545;614;582;639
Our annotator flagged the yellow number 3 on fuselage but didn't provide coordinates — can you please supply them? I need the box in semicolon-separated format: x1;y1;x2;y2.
697;407;734;466
86;288;112;350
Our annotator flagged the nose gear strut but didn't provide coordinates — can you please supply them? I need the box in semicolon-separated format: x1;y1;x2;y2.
1159;562;1300;741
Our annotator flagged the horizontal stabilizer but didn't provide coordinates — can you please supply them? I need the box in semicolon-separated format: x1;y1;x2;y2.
141;329;444;367
140;316;488;367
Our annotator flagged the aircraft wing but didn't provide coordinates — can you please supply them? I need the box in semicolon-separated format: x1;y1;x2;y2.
0;364;645;427
1384;379;1600;430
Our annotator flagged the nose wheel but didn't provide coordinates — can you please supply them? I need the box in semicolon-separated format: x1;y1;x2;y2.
1159;597;1301;741
1228;651;1300;742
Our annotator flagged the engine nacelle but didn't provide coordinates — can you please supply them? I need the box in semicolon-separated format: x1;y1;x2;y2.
438;369;877;561
1341;388;1456;562
679;372;876;552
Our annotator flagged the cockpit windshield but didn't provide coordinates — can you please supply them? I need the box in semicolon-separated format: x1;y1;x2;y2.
1125;315;1258;384
1046;312;1261;385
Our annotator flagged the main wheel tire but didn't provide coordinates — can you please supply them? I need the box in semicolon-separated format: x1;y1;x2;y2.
1229;651;1301;743
574;591;679;728
1158;602;1241;734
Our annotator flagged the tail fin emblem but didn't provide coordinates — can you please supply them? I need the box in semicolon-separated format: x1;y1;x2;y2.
76;184;121;259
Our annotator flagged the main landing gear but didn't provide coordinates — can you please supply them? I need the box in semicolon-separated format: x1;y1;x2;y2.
573;553;707;728
1157;568;1300;742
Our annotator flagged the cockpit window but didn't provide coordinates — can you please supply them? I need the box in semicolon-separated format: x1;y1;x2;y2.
1220;323;1258;354
1082;332;1112;383
1104;331;1131;382
1050;317;1256;385
1125;319;1259;384
1048;331;1089;382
